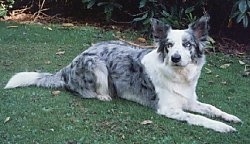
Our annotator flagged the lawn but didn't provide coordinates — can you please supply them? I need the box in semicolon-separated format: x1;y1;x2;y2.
0;22;249;144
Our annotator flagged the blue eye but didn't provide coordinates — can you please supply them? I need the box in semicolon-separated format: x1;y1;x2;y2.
183;42;191;47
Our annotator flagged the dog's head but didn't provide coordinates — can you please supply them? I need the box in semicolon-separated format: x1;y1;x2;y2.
151;15;210;67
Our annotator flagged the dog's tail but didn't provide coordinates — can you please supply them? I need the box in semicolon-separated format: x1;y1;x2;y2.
4;71;65;89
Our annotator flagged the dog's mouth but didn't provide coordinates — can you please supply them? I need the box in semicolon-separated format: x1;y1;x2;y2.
172;63;182;66
170;62;187;67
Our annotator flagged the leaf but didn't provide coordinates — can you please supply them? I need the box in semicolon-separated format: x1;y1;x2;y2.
208;36;215;44
97;2;108;6
236;13;245;23
62;23;74;27
4;117;10;123
141;120;153;125
86;0;96;9
205;67;212;74
50;128;55;132
52;90;61;96
7;25;18;28
239;60;246;65
238;0;247;13
56;51;65;55
133;13;148;22
185;6;195;14
139;0;147;8
45;61;51;65
221;81;227;85
208;80;214;84
162;10;170;17
47;27;52;31
243;15;248;27
248;0;250;8
220;64;231;69
137;37;147;43
237;52;245;55
121;134;125;139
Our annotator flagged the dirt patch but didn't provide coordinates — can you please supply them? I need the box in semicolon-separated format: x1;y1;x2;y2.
215;38;250;55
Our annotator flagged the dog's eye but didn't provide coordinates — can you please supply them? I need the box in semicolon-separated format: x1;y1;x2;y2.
166;43;173;48
183;42;192;47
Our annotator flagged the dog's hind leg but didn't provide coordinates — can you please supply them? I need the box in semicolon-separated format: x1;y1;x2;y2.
93;61;112;101
66;55;111;101
185;100;241;123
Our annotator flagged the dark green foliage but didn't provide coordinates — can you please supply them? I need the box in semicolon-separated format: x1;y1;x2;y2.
81;0;205;30
134;0;204;29
230;0;250;27
82;0;122;22
2;0;250;30
0;0;15;17
80;0;250;29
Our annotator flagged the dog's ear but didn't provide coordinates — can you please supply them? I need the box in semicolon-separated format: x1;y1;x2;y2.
151;18;171;40
188;14;210;41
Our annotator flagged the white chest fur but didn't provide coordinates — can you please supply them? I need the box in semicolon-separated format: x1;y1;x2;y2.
141;50;204;111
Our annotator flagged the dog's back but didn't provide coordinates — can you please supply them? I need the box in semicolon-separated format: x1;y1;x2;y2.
62;41;158;108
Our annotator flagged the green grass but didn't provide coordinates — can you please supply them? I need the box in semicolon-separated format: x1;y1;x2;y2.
0;22;249;144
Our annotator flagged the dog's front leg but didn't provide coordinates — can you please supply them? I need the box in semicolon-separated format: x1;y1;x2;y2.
186;100;242;123
156;89;237;133
157;108;236;133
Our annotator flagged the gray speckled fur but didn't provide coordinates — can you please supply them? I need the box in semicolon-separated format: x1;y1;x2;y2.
46;41;158;109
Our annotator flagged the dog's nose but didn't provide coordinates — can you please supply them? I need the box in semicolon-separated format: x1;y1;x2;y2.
171;53;181;63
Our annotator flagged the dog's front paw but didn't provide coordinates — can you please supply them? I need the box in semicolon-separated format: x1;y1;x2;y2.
223;114;242;123
97;95;112;101
213;123;236;133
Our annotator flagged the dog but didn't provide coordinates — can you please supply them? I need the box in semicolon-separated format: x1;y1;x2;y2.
5;15;241;132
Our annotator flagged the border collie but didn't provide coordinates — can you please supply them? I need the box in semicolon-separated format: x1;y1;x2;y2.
5;15;241;132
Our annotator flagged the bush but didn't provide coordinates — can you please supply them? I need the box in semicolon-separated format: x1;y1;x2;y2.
230;0;250;27
3;0;250;30
82;0;122;22
82;0;250;29
82;0;205;32
134;0;205;30
0;0;15;17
